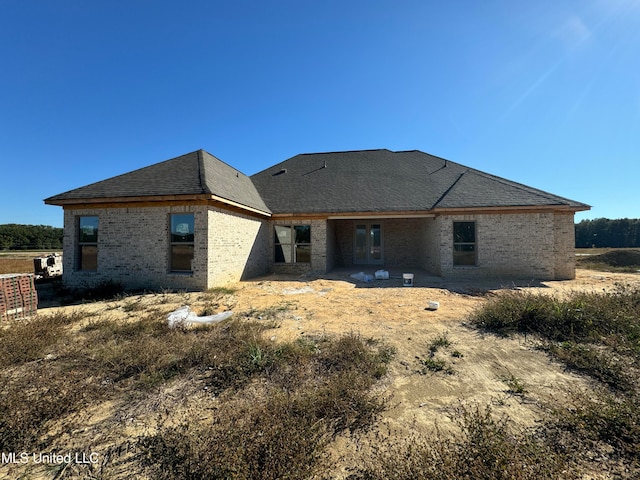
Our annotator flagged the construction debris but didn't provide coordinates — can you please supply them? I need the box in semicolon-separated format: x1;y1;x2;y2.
1;273;38;321
167;305;233;328
33;253;63;279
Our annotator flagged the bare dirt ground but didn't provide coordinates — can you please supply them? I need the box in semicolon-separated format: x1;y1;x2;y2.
5;268;640;479
228;268;640;475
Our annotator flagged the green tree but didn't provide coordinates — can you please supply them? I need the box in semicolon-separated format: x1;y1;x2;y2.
576;218;640;248
0;224;63;250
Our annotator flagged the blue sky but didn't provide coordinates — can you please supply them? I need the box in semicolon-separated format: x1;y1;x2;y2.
1;0;639;227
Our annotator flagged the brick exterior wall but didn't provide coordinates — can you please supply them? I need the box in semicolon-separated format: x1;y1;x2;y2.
206;207;270;286
435;212;575;280
269;219;328;275
326;220;337;271
328;213;575;280
553;212;577;280
421;217;440;275
332;220;354;267
62;204;269;291
383;218;425;266
61;206;576;289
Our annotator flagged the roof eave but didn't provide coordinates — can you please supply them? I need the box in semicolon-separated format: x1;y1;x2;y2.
209;193;271;216
431;204;591;215
270;203;591;219
45;194;272;217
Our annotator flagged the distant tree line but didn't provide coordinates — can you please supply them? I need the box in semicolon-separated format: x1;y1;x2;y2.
576;218;640;248
0;224;63;250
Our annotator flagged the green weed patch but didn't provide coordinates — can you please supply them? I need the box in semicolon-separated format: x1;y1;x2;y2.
468;284;640;473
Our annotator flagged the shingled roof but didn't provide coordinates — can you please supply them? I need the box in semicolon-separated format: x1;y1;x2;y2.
250;149;589;214
45;150;271;215
46;148;589;217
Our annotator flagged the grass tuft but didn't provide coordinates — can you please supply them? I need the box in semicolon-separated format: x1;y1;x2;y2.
0;310;83;367
351;403;571;479
139;332;393;478
499;371;527;396
0;305;393;470
416;332;457;375
468;284;640;473
468;285;640;392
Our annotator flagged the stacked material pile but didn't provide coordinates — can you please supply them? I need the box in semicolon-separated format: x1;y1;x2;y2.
0;274;38;321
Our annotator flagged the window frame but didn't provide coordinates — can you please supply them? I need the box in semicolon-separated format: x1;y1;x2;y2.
169;213;195;273
77;215;99;271
274;224;311;264
453;221;477;266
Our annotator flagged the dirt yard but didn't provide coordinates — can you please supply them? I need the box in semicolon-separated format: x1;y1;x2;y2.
5;268;640;478
220;268;640;469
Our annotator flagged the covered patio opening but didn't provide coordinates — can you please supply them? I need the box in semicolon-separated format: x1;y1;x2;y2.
326;216;439;274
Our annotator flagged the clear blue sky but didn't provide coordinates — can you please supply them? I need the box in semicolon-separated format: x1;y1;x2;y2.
2;0;639;227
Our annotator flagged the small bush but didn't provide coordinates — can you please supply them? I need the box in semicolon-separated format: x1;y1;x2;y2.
0;363;98;451
78;279;126;301
469;286;640;391
351;403;572;480
316;333;394;379
205;322;286;394
428;332;451;354
207;285;237;295
544;388;640;466
419;357;453;375
470;286;640;343
140;391;331;480
499;371;527;396
121;296;147;312
242;302;294;322
140;333;394;479
416;332;457;375
546;341;633;392
0;310;82;367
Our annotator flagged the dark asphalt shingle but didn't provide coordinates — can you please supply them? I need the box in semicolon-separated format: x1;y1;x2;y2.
250;149;589;214
45;148;589;216
45;150;271;214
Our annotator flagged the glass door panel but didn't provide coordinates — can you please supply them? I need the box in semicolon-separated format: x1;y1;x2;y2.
370;224;381;262
354;223;383;265
355;225;367;263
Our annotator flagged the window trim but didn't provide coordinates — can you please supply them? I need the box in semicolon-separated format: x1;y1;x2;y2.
274;224;311;264
169;213;195;273
77;215;99;271
453;221;477;267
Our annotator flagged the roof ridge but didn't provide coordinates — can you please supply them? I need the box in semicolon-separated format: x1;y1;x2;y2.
198;150;272;215
196;150;209;194
200;149;249;176
298;148;391;156
44;149;201;201
431;169;469;209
